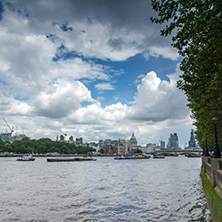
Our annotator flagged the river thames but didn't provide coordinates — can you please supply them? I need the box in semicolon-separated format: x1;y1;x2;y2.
0;156;212;221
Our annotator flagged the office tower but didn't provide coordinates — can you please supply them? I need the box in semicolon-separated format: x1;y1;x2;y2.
167;133;179;149
188;129;196;147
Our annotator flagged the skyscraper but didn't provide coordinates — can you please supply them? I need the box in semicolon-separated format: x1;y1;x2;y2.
160;140;165;148
188;129;196;148
167;133;179;149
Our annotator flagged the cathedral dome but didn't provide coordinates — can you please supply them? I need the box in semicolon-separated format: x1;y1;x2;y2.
129;132;137;147
130;132;136;141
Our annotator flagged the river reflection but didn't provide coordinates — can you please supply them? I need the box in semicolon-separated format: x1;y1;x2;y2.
0;156;212;221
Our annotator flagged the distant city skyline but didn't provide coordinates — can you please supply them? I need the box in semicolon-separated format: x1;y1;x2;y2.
56;130;196;149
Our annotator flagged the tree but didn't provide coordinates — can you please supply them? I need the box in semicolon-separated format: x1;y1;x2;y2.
0;136;5;150
151;0;222;149
15;144;26;154
25;146;34;154
36;144;47;154
1;137;96;155
98;149;105;154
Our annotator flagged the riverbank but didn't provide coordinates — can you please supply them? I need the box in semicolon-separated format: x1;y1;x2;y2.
202;157;222;222
0;153;114;158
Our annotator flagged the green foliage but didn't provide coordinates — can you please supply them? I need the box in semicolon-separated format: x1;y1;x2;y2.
0;136;5;150
151;0;222;149
1;138;94;154
98;148;105;154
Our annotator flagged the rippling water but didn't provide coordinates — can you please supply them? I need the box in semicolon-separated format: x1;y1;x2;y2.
0;156;212;221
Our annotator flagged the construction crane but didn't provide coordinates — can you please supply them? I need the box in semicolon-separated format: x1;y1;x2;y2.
58;129;68;142
3;118;14;133
183;138;187;148
58;129;67;136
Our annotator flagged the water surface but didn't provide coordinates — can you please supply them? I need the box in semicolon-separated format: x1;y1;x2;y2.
0;156;212;221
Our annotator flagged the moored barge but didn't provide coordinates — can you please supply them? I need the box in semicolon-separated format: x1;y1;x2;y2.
47;157;96;162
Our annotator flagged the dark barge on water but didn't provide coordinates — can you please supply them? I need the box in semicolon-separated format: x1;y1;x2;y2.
47;157;96;162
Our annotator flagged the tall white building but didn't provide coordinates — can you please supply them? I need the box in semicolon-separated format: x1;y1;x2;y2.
118;139;128;155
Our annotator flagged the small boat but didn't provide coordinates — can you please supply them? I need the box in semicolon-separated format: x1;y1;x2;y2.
47;157;96;162
153;154;165;159
17;154;35;161
137;154;151;159
125;155;137;159
114;154;151;160
114;156;128;160
44;152;63;157
187;153;202;158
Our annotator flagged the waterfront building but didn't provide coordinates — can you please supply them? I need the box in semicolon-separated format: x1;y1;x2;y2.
89;141;98;147
146;143;161;152
69;136;74;142
0;132;12;142
140;146;154;153
98;140;103;149
110;140;118;147
0;132;30;142
129;132;137;148
188;129;196;148
12;134;30;141
118;139;128;155
98;139;118;153
129;145;142;154
60;134;65;141
167;133;179;149
104;145;117;154
127;133;138;153
160;140;165;148
76;137;83;144
104;139;112;145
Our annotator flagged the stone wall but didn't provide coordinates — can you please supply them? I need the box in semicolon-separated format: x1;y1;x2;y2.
202;157;222;222
202;156;222;192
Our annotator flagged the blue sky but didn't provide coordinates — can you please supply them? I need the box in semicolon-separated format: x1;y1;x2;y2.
83;54;182;108
0;0;194;147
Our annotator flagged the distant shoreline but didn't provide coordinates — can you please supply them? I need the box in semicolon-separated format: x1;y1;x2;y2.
0;154;115;157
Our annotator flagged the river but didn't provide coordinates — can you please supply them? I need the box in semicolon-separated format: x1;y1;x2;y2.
0;156;213;221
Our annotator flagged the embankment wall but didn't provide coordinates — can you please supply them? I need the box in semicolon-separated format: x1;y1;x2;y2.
202;157;222;222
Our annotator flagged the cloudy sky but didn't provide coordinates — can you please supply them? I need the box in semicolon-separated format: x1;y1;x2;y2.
0;0;194;147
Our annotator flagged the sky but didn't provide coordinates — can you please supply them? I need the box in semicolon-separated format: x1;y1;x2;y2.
0;0;195;147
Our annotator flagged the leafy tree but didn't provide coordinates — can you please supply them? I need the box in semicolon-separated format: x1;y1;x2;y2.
61;144;72;154
24;146;34;154
36;144;47;154
151;0;222;149
15;144;26;154
48;146;60;153
1;137;96;155
0;136;5;145
0;136;5;150
98;148;105;154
